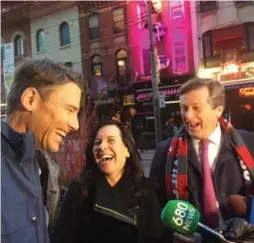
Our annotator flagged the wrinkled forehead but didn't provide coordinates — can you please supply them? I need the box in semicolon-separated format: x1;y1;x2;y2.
45;82;81;103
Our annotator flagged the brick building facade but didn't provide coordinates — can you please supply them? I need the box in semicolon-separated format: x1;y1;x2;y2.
78;1;130;89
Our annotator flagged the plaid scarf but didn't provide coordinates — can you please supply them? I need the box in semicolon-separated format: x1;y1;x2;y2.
165;118;254;201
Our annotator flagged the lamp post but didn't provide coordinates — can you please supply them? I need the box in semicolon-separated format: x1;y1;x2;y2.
145;0;162;145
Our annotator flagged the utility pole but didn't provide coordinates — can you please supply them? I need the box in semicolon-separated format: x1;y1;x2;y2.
145;0;162;146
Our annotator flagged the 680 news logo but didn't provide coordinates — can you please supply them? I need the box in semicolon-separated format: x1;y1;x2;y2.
172;202;196;233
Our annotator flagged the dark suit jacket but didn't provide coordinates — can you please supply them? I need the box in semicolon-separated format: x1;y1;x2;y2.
149;129;254;224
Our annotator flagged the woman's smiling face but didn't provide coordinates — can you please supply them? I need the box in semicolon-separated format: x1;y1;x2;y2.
93;124;129;180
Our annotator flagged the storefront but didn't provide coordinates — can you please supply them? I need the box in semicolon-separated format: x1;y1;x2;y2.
131;74;194;148
198;59;254;131
223;80;254;131
133;74;254;149
133;83;182;149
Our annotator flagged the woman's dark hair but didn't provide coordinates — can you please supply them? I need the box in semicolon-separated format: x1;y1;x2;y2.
78;119;143;196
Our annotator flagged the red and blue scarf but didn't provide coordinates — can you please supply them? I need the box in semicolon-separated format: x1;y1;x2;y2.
165;118;254;200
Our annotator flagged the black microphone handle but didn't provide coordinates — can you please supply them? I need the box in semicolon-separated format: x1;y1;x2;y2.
197;222;234;243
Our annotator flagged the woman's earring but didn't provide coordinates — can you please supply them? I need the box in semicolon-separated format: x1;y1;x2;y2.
126;150;130;158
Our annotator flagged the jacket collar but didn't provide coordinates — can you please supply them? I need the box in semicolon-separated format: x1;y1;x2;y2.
93;172;139;226
1;120;37;162
187;129;227;176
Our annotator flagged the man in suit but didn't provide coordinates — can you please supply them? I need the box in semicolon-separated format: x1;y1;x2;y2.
149;78;254;241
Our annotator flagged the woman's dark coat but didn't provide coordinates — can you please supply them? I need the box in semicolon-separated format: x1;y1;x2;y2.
51;173;164;243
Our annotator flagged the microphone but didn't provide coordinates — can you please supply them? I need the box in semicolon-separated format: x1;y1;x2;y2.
225;195;248;217
225;194;254;223
161;200;233;243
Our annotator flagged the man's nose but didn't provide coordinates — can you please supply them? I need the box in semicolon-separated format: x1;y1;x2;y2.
184;109;194;120
69;115;79;131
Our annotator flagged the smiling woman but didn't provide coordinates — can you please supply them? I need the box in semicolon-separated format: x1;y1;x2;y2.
85;120;142;187
51;119;165;243
92;124;131;186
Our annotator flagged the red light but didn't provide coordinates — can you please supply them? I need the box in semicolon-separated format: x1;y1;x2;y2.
243;104;252;111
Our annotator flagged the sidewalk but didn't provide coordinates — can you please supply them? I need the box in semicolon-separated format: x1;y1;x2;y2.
139;150;155;177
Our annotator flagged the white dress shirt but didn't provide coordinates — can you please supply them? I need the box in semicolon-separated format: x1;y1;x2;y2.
193;123;222;173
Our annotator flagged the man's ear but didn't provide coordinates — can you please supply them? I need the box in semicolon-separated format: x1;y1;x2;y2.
216;105;224;118
20;87;41;112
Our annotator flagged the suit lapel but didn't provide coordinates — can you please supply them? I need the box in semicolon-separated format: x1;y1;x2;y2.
214;132;235;174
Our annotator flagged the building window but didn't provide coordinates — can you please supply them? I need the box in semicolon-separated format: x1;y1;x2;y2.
59;22;70;46
36;29;46;52
113;8;125;34
199;1;217;13
116;49;127;76
142;49;151;76
171;6;184;19
89;14;100;40
202;31;213;58
246;23;254;51
174;43;187;73
14;35;24;57
91;55;102;76
137;4;147;29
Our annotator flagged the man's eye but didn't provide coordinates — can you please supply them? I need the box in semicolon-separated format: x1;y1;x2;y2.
94;141;100;146
66;108;74;113
180;106;187;112
193;107;201;111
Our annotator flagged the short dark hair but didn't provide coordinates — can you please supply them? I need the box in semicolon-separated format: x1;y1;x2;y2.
179;78;225;109
6;58;85;115
79;119;143;196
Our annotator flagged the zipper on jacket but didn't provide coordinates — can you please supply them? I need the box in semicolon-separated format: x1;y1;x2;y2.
94;204;137;226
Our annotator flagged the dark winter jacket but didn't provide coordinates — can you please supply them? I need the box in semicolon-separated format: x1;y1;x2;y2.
51;172;165;243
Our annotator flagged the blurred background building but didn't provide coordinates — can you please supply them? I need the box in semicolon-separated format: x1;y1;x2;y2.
193;1;254;131
1;0;254;148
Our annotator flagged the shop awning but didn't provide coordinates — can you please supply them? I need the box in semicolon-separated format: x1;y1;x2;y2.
213;25;244;53
223;80;254;90
136;87;180;101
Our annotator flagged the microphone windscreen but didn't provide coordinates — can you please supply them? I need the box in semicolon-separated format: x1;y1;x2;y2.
225;195;248;217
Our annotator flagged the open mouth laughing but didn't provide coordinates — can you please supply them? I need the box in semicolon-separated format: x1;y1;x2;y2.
187;122;201;131
96;154;114;166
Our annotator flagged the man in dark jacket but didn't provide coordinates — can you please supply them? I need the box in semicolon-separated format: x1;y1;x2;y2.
149;78;254;242
1;58;84;243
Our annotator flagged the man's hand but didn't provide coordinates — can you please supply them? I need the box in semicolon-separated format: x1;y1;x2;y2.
217;218;254;241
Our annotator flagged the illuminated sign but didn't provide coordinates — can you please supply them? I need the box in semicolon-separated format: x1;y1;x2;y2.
221;63;240;75
220;62;241;81
151;0;162;13
157;55;170;70
239;86;254;97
